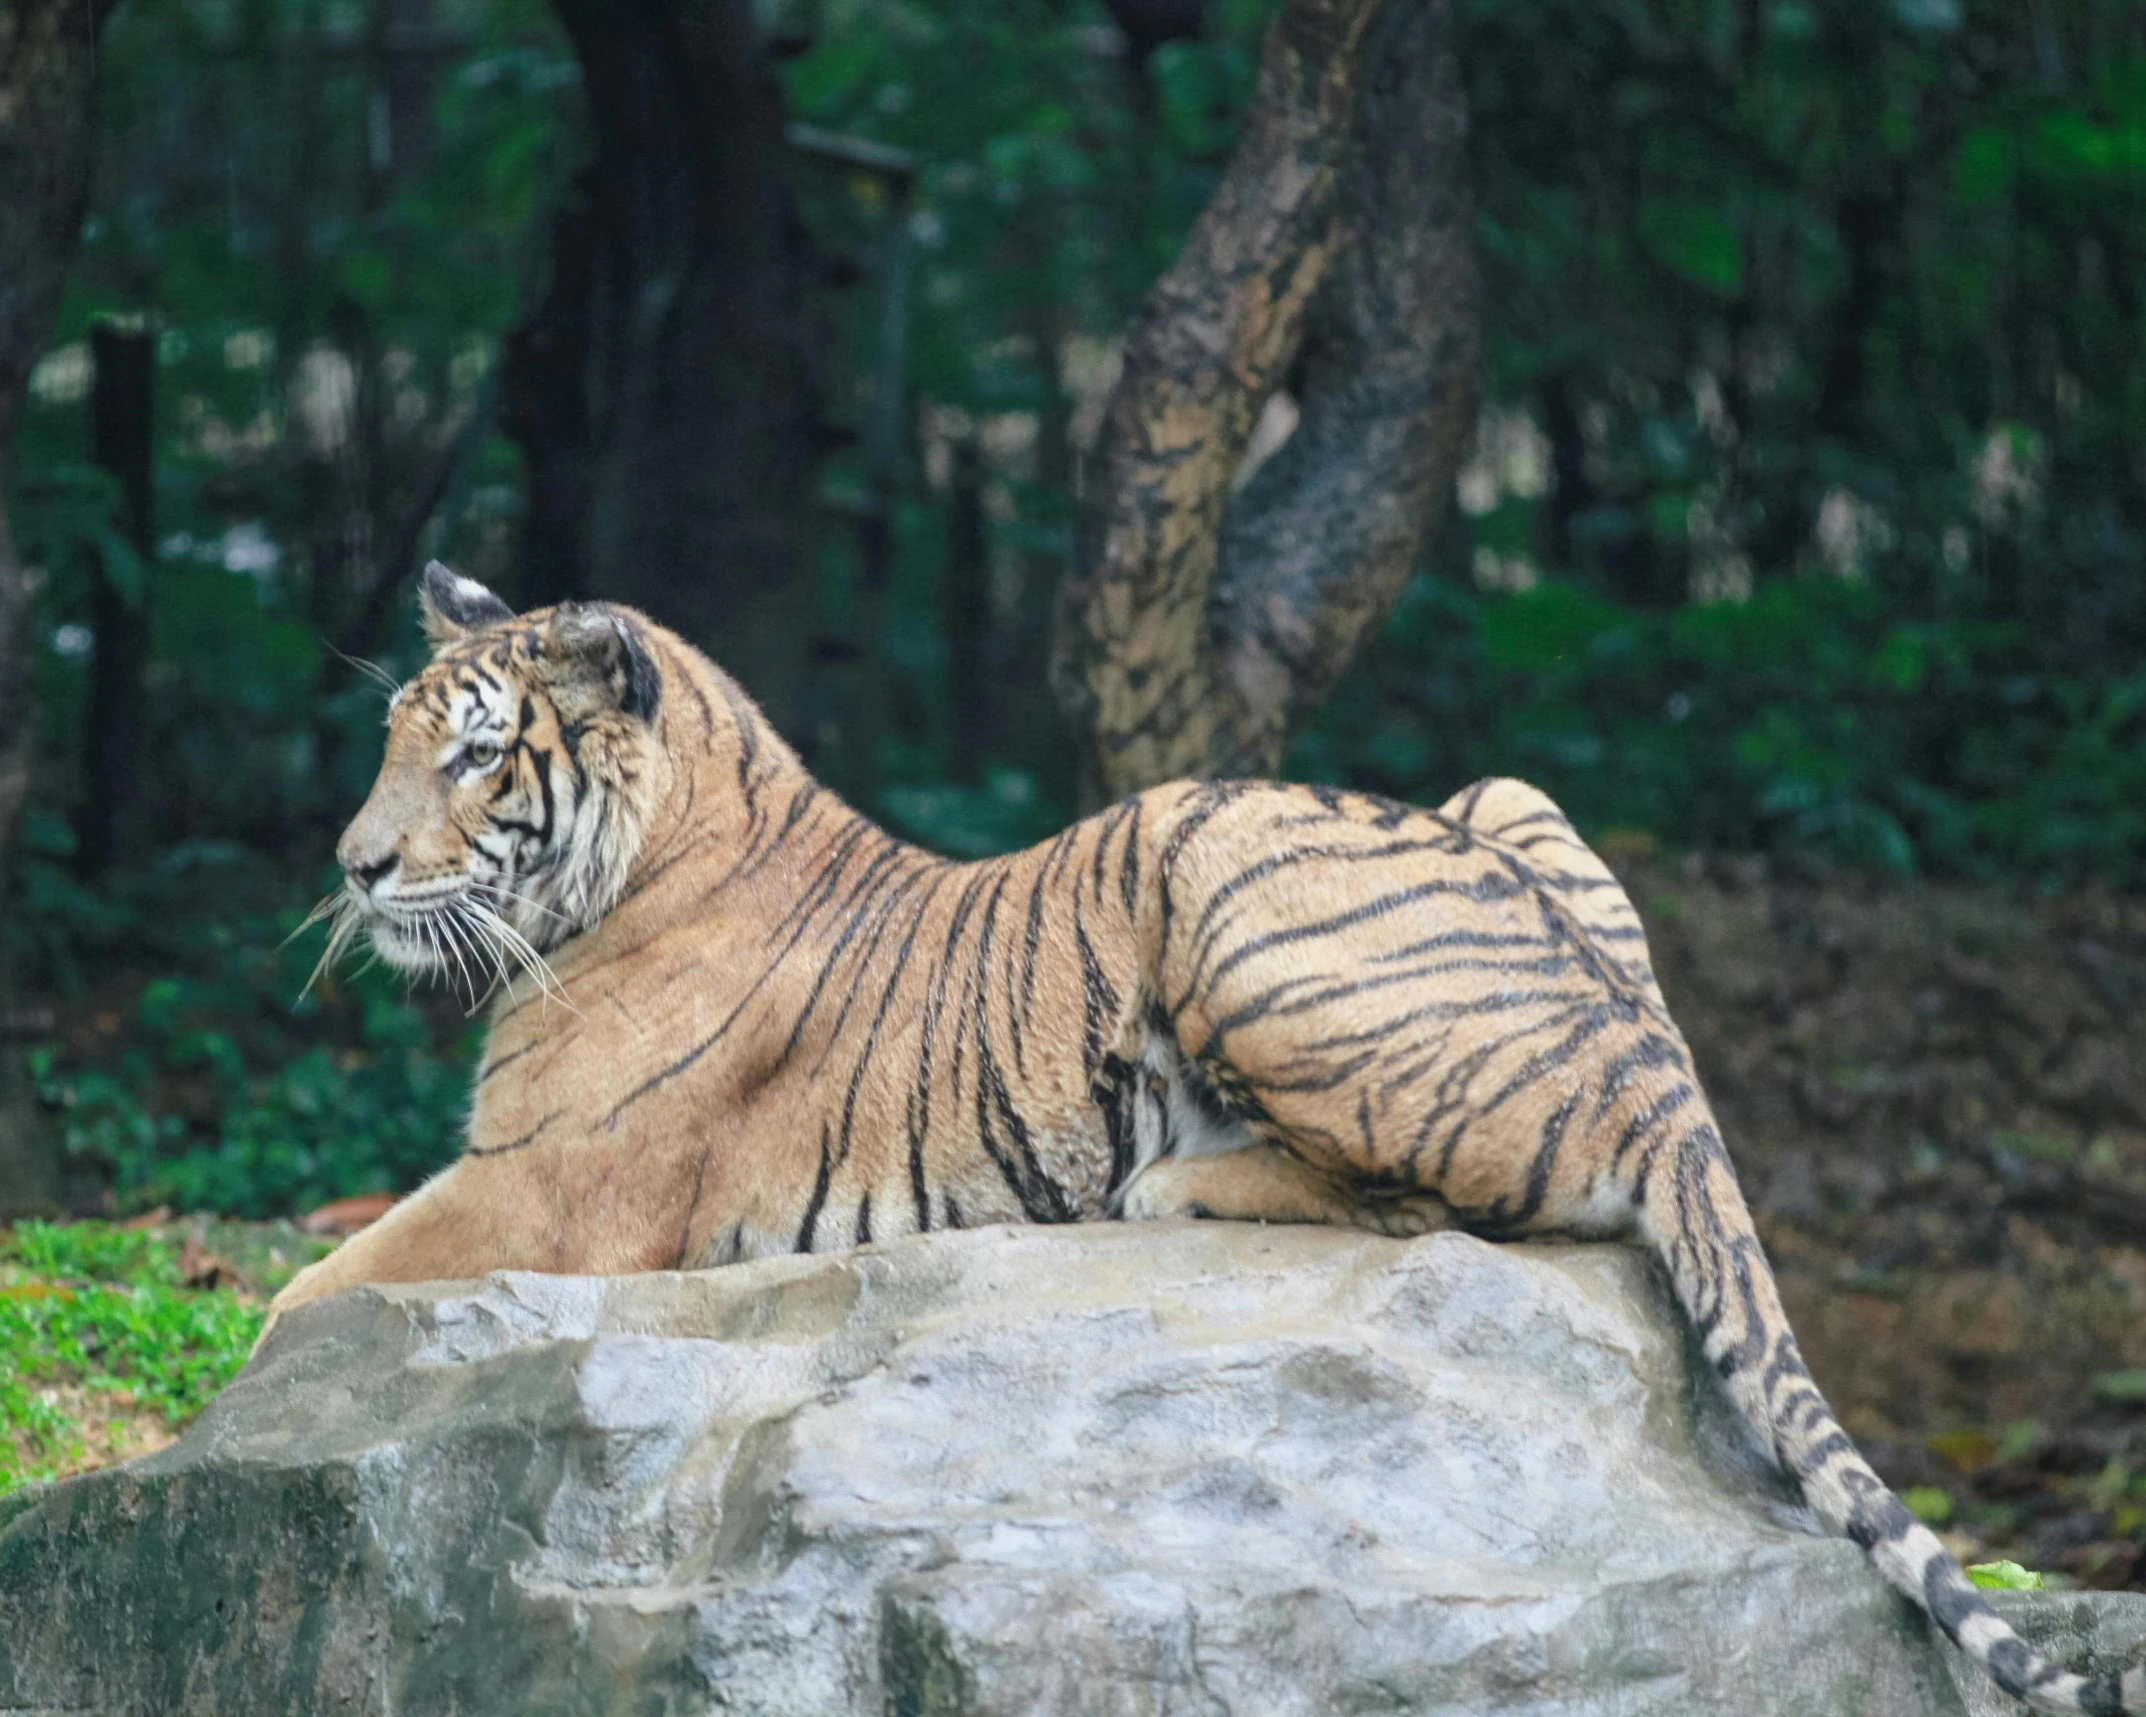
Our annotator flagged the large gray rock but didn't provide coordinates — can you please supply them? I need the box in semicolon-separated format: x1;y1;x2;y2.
3;1222;2141;1715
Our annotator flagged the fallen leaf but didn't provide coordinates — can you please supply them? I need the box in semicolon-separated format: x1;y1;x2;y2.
297;1193;398;1238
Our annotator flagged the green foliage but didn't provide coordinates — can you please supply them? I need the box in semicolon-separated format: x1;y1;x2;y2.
30;1024;472;1222
882;767;1066;860
786;0;1270;418
1902;1484;1956;1525
1298;568;2146;885
1427;0;2146;876
14;845;474;1218
3;0;554;1218
0;1222;265;1498
7;1220;186;1288
1966;1560;2046;1591
11;0;575;850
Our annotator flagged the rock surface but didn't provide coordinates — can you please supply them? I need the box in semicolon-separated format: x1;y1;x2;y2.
4;1221;2143;1715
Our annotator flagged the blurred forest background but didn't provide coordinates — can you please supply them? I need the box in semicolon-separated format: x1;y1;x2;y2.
7;0;2146;1580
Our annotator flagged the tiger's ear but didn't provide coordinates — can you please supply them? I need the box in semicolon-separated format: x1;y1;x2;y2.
543;604;663;723
418;560;514;647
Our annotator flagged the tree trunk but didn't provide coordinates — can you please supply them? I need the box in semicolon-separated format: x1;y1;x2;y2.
0;0;121;1215
943;437;989;786
502;0;826;741
79;323;154;879
1052;0;1481;803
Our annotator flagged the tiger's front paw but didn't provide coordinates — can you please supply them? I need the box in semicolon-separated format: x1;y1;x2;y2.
1117;1163;1232;1223
1353;1192;1452;1239
251;1256;338;1357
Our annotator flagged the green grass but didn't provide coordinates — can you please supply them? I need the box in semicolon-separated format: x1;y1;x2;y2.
0;1220;325;1498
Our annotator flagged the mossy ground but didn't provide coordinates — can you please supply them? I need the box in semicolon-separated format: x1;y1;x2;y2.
0;1219;333;1497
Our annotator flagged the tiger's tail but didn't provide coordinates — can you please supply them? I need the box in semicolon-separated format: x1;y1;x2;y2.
1640;1151;2143;1716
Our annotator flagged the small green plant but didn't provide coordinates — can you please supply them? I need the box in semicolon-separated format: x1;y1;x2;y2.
0;1221;271;1498
1966;1561;2046;1592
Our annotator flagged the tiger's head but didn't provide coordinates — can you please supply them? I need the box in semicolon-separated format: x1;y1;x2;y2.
322;562;666;992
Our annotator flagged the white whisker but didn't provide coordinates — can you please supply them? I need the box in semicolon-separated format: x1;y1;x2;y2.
329;646;403;697
443;904;504;1014
297;893;362;1001
417;915;446;993
284;891;342;947
458;900;513;991
464;897;577;1013
431;910;481;1009
470;877;579;942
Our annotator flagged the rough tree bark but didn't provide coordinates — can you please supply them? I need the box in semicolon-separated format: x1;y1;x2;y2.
0;0;122;1213
502;0;826;740
1052;0;1480;803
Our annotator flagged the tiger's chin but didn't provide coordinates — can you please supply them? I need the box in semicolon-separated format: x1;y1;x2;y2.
338;887;571;1007
362;913;456;977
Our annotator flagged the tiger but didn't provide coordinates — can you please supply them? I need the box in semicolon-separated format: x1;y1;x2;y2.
264;559;2138;1717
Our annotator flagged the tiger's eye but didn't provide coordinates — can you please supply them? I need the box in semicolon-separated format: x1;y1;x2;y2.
465;740;503;770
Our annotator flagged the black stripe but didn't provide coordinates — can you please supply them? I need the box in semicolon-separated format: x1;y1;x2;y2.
774;834;910;1069
796;1125;834;1253
1921;1555;1985;1637
1119;797;1143;917
674;1143;713;1267
466;1112;560;1157
1496;1088;1581;1229
477;1040;538;1085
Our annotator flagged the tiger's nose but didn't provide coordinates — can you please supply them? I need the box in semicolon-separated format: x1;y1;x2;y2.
344;853;398;895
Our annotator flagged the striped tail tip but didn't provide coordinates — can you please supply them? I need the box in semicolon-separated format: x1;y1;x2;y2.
1876;1510;2144;1715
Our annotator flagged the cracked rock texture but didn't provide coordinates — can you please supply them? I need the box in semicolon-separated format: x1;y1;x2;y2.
5;1221;2144;1714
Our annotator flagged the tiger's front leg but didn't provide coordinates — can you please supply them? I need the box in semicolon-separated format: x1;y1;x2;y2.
258;1155;584;1347
1120;1145;1451;1238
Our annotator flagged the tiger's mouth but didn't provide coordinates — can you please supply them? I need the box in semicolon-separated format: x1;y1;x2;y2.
362;907;452;973
303;881;570;1010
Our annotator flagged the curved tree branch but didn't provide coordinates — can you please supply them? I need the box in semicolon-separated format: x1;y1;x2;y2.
1052;0;1480;802
1211;0;1481;770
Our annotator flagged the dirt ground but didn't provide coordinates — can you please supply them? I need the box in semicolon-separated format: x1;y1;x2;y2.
1616;847;2146;1589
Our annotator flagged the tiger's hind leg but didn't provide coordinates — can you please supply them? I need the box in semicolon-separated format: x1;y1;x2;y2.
1119;1144;1450;1239
1147;780;2146;1715
1152;773;1676;1227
